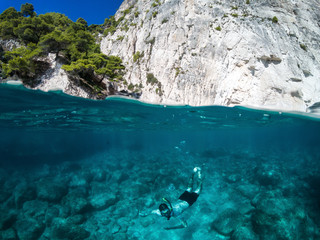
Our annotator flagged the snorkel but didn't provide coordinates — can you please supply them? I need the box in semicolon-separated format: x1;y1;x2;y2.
159;198;173;220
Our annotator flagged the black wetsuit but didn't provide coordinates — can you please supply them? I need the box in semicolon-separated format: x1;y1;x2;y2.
178;191;199;206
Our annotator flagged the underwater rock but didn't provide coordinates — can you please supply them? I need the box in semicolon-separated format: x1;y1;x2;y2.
1;228;17;240
251;191;293;217
36;178;68;202
51;217;90;240
67;215;86;225
254;165;281;187
210;208;244;236
89;181;117;210
111;223;121;234
231;224;259;240
113;233;128;240
139;215;155;228
0;189;11;203
69;174;88;188
144;197;155;208
225;173;242;183
22;200;48;222
115;218;130;234
118;173;130;183
0;209;17;230
45;207;60;226
54;203;71;219
14;183;36;208
90;181;110;195
90;168;106;182
15;217;45;240
89;193;117;210
249;191;315;239
251;207;319;239
236;184;260;200
62;189;90;215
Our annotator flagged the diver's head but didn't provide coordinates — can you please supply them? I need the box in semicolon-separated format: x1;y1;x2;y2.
159;203;172;220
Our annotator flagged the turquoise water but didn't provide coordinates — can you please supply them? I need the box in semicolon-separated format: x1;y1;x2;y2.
0;83;320;239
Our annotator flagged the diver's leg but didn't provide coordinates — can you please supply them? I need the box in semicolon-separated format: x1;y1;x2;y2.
186;174;194;192
194;180;202;194
194;167;202;194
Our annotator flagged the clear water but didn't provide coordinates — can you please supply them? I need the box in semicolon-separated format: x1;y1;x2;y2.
1;83;320;239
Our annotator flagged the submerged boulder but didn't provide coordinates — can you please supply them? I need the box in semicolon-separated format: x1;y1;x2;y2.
1;228;17;240
91;168;106;182
89;181;118;210
89;193;117;210
251;191;318;239
210;208;244;236
14;183;36;208
36;178;68;202
51;217;90;240
62;189;90;215
254;164;282;187
22;200;48;222
231;224;259;240
45;207;60;225
0;209;17;231
15;217;45;240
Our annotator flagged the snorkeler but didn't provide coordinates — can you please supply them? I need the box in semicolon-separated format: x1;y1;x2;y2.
139;167;202;229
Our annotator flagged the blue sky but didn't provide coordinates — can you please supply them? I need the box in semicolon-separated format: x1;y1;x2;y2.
0;0;123;25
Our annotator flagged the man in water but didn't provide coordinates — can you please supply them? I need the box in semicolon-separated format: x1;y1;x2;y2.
140;167;202;229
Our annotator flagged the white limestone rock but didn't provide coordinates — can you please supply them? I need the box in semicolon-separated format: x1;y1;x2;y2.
35;54;90;98
100;0;320;113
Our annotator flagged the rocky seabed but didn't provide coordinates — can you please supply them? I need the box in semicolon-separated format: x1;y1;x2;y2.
1;148;320;240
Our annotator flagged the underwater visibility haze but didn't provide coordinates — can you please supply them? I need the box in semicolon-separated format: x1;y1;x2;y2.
0;83;320;239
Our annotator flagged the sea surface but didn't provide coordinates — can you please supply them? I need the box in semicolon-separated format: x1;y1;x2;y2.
0;82;320;240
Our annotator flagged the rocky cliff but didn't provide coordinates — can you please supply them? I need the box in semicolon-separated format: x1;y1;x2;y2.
101;0;320;113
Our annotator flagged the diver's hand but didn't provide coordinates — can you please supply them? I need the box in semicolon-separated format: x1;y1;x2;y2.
181;220;188;228
139;210;149;217
179;218;188;228
164;220;188;230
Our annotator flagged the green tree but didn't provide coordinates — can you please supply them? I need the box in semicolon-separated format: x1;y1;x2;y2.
20;3;35;17
0;7;20;20
62;58;96;80
62;53;124;83
0;19;21;39
2;44;41;81
38;12;72;27
13;16;53;44
73;30;95;55
96;55;124;81
39;29;69;55
76;18;88;29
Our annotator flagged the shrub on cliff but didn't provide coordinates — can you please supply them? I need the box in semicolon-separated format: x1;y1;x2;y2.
133;51;144;63
62;54;125;83
146;73;158;85
272;16;278;23
2;44;43;85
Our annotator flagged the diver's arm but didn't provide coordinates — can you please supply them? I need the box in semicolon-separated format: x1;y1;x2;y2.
178;217;187;228
164;217;187;230
139;209;161;217
151;209;162;216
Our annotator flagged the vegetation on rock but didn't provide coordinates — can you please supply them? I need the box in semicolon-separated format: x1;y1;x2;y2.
272;16;278;23
0;4;126;96
146;73;158;85
133;51;144;63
